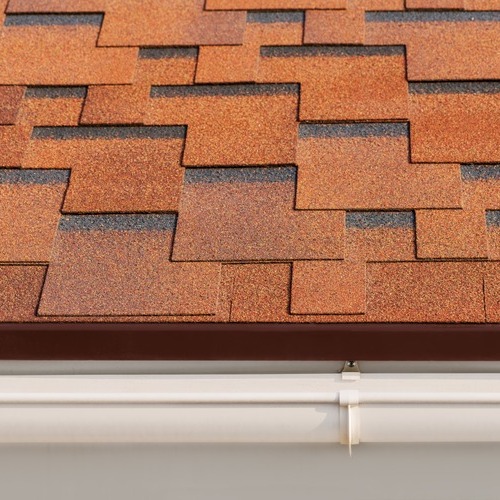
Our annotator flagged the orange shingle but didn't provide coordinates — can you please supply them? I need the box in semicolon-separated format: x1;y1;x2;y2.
98;0;246;47
304;9;365;44
409;84;500;163
81;85;150;125
0;171;67;262
0;25;137;85
0;86;25;124
296;124;462;210
366;262;485;322
291;261;366;315
205;0;346;9
38;215;222;316
172;167;344;261
147;85;299;166
366;12;500;81
24;128;186;213
7;0;106;12
0;266;46;321
196;17;303;84
258;46;409;121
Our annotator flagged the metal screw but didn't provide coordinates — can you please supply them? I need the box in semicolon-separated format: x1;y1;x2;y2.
347;361;356;368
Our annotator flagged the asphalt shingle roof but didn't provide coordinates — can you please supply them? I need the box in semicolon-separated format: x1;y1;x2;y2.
0;0;499;326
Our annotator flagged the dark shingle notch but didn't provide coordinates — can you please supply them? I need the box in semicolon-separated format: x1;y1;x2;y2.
4;14;104;26
461;164;500;180
32;126;187;140
0;169;70;184
247;11;305;24
299;122;408;138
25;86;87;99
346;211;415;229
151;83;299;98
366;11;500;23
410;82;500;94
139;47;199;59
184;166;296;184
151;83;299;97
59;214;177;232
486;211;500;226
260;45;404;58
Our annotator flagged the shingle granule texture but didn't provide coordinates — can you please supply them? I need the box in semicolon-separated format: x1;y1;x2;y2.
0;0;499;324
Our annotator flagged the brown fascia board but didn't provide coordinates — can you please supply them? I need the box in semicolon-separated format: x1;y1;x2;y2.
0;323;500;360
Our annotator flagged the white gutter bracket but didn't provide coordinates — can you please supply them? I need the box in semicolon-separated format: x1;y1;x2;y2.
341;360;360;381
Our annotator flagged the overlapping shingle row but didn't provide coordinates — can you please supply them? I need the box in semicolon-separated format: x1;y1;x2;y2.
0;0;499;323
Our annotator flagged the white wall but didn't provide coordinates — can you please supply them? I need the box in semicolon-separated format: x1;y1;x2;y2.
1;443;499;500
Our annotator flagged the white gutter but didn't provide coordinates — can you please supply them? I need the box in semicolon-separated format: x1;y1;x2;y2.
1;373;500;447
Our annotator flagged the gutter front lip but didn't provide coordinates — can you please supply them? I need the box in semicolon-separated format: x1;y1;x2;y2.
2;391;500;405
2;373;500;445
0;323;499;360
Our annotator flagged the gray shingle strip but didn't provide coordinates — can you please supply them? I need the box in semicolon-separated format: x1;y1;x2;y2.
151;83;299;98
299;122;408;138
25;86;87;99
366;11;500;23
4;14;104;26
31;126;187;140
461;164;500;180
247;11;304;24
486;211;500;226
346;211;415;229
260;45;404;58
58;214;177;232
0;169;70;184
139;47;199;59
410;82;500;94
184;166;296;184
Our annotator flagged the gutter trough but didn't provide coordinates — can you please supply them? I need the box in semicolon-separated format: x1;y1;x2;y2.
2;373;500;448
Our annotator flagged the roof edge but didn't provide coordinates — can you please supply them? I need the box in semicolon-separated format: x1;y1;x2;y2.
0;323;499;360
